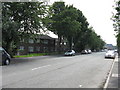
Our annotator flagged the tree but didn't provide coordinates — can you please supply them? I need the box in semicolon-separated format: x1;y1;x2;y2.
2;2;47;55
43;2;81;50
60;5;81;50
44;1;105;52
73;9;105;52
87;27;105;51
0;2;2;47
43;1;66;52
73;10;90;52
113;0;120;56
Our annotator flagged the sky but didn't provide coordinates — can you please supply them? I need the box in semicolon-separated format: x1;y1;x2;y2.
48;0;117;46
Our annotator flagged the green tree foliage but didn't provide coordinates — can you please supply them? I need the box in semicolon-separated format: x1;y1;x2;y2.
73;10;89;51
87;27;105;51
2;2;47;55
43;2;66;52
43;2;81;50
74;26;105;52
0;2;2;47
44;1;105;52
59;5;81;50
113;0;120;55
73;10;105;52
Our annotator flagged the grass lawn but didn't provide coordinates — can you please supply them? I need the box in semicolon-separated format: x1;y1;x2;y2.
13;53;47;58
13;52;62;58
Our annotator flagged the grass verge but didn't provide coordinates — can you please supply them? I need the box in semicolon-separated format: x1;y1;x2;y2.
13;53;47;58
13;52;63;58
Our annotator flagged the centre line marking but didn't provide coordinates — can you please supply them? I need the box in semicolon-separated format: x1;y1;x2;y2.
32;65;51;71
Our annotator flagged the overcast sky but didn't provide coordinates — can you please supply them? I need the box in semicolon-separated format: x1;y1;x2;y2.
48;0;117;45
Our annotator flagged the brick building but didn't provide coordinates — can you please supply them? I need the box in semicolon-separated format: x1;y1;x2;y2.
17;34;58;55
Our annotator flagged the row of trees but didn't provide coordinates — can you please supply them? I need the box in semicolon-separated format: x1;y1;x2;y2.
43;1;105;52
2;1;105;55
113;0;120;56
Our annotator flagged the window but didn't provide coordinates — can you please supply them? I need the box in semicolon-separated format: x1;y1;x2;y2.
36;47;40;51
28;46;34;52
19;46;24;50
51;47;54;52
55;42;58;45
51;40;54;44
29;39;34;43
36;39;40;43
43;47;48;52
43;40;48;44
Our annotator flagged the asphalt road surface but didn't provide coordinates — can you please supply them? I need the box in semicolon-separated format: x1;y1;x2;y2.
2;52;114;88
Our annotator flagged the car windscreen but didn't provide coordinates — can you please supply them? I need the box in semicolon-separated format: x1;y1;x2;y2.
107;51;114;54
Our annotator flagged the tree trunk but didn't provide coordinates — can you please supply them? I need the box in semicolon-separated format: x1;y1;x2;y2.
5;40;12;57
117;34;120;57
58;35;62;53
68;36;72;50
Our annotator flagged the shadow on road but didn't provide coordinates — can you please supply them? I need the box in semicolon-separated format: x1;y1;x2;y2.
8;53;90;65
10;55;63;65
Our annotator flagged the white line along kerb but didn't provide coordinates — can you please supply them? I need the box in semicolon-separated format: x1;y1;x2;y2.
32;65;51;71
103;57;117;88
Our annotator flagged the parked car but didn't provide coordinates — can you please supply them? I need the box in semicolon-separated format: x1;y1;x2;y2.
101;49;105;52
114;49;118;53
64;50;75;56
0;47;11;65
105;50;116;59
87;49;92;54
81;50;88;54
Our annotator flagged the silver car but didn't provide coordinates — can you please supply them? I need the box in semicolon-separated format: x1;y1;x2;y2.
64;50;75;56
105;50;116;59
87;49;92;54
81;50;88;54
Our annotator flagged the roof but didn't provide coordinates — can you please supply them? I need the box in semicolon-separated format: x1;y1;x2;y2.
38;35;57;40
36;30;58;39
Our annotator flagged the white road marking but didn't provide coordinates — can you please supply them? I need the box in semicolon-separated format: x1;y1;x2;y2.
112;74;118;77
79;85;82;88
115;58;118;62
104;57;118;88
31;65;51;71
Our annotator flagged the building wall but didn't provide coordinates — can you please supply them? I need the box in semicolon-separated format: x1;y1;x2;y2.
17;37;56;55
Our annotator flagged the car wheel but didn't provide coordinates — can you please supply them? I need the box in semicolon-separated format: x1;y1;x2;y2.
4;59;10;65
113;57;115;59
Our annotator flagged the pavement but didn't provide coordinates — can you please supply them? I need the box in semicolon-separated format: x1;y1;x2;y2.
106;55;119;89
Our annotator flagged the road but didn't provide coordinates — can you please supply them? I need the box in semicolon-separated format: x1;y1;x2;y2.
1;52;114;88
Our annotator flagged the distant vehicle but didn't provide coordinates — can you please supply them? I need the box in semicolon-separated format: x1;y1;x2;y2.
81;50;88;54
87;49;92;54
101;49;105;52
105;50;116;59
0;47;11;65
114;49;118;53
64;50;75;56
